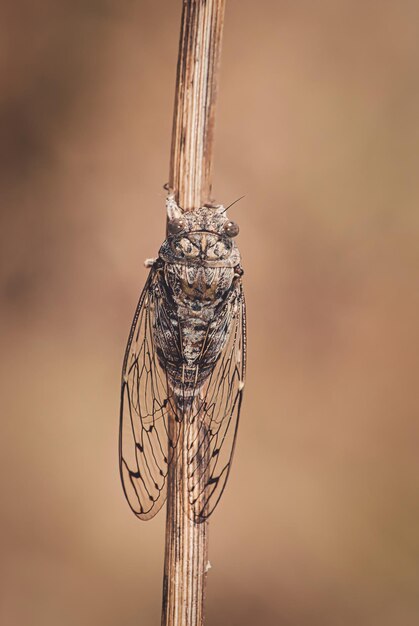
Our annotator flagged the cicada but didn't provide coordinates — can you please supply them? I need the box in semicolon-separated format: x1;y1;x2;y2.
119;193;246;522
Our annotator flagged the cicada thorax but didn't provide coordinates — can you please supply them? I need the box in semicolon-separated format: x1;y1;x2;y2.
153;225;240;401
165;263;235;312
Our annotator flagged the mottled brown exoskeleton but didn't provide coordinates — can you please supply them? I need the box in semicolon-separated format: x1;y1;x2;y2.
119;193;246;522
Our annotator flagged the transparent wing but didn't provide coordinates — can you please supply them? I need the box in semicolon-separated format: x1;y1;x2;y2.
185;282;247;522
119;268;182;520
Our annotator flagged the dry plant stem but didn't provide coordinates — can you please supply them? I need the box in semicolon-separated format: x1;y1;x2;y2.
169;0;226;210
162;1;226;626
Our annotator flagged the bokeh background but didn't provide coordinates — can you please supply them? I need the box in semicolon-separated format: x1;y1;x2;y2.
1;1;419;625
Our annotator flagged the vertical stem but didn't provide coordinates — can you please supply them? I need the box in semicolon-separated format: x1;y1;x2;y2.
162;1;226;626
169;0;226;211
162;412;209;626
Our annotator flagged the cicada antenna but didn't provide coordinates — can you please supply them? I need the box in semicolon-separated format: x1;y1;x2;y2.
164;183;185;212
219;194;246;214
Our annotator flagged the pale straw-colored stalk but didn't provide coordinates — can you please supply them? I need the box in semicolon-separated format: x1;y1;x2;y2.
161;2;226;625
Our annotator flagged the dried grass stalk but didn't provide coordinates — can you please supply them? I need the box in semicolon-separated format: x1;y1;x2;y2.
161;1;226;625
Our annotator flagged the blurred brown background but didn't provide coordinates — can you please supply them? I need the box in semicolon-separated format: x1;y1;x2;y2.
1;1;419;625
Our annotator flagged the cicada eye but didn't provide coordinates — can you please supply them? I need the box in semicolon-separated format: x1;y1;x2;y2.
223;220;239;237
168;218;185;235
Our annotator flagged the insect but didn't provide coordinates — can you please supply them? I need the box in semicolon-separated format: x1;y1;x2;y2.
119;192;246;522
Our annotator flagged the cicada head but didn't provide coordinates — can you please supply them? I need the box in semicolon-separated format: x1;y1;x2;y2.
161;194;241;267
